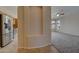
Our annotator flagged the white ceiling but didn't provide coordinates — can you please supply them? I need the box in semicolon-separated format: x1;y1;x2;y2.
51;6;79;19
0;6;17;18
1;6;79;19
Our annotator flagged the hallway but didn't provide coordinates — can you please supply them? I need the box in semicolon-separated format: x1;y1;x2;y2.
1;6;79;53
51;31;79;53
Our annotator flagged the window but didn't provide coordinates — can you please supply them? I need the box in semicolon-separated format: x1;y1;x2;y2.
51;20;60;31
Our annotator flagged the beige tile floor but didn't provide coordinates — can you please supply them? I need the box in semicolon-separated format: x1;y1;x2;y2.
51;46;59;53
0;32;58;53
0;33;18;53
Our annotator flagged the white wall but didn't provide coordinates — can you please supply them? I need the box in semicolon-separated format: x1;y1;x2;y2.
51;6;79;36
0;6;17;18
60;12;79;36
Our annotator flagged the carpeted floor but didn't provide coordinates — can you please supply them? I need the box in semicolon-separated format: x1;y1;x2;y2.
51;31;79;53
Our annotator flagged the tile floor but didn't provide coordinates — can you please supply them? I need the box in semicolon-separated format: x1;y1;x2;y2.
0;31;58;53
0;31;18;53
52;31;79;53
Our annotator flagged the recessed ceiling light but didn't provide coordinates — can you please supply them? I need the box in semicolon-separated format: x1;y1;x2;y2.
56;14;60;17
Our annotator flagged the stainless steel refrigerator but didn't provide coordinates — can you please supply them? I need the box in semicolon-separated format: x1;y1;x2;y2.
0;14;13;47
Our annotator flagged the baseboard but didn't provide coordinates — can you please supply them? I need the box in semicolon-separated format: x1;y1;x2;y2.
57;31;79;37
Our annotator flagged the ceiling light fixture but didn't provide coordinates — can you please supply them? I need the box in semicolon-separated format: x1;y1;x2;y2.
56;9;64;17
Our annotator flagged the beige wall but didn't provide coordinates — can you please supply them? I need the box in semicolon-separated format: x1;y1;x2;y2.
18;6;51;52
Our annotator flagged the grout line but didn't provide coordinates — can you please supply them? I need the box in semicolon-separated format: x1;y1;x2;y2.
51;43;61;53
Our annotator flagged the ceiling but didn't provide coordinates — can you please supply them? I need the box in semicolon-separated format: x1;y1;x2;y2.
0;6;17;18
1;6;79;19
51;6;79;20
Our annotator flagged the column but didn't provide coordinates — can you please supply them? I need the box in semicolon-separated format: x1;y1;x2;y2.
18;6;51;53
